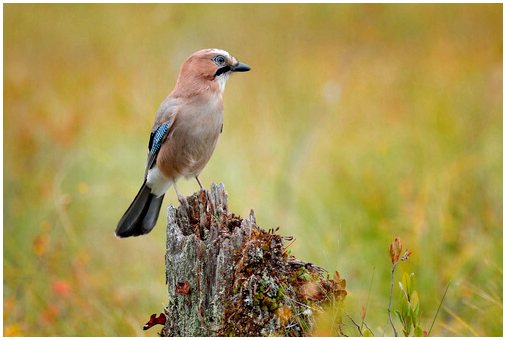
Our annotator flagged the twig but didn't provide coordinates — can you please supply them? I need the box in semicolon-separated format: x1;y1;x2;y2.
428;280;451;336
345;313;363;336
282;238;297;254
387;262;398;337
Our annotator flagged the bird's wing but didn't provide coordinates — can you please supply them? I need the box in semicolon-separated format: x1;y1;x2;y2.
145;98;176;175
146;122;171;172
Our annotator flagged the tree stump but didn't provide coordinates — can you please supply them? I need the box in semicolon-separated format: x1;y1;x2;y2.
162;183;346;336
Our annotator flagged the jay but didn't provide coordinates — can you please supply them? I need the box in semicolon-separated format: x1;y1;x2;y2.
116;49;250;238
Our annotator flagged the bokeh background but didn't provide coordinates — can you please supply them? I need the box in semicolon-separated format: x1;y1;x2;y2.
4;4;502;336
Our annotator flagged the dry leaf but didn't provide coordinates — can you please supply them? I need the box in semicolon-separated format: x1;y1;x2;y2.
300;282;322;301
143;313;167;331
389;237;402;264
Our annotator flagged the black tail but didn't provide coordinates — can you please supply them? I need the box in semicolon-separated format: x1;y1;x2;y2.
116;181;164;238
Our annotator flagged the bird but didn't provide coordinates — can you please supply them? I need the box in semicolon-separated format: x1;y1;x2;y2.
116;48;250;238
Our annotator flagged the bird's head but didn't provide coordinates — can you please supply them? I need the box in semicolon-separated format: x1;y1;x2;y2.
173;49;250;97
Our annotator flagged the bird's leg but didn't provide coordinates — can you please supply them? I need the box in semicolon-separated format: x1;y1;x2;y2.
195;175;210;205
173;181;190;212
195;175;204;191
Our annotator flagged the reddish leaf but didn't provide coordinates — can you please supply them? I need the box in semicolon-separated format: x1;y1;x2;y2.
143;313;167;331
389;237;402;264
333;271;346;290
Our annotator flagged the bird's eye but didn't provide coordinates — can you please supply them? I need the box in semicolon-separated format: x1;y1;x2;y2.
213;55;226;66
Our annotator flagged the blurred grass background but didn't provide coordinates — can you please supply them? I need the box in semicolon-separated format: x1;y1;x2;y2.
3;4;502;336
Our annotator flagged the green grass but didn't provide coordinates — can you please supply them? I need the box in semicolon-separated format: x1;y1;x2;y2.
4;4;502;336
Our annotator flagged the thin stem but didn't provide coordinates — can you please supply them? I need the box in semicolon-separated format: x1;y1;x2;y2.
361;266;376;329
388;261;398;337
428;280;451;336
363;321;375;336
345;313;363;336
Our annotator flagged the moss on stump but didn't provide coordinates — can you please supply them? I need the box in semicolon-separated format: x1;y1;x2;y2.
162;183;346;337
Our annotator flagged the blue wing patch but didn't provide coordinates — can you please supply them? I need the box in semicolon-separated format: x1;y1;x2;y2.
150;123;170;154
145;123;171;173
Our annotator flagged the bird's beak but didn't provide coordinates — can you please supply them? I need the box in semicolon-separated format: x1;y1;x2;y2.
230;62;251;72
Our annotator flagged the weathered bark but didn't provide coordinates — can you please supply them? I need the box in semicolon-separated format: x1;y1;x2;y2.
162;183;346;337
163;183;253;336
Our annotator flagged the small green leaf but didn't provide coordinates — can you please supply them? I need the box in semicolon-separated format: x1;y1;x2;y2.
409;273;415;295
395;309;404;325
405;314;413;336
414;325;424;337
363;329;373;337
401;272;413;297
411;290;421;321
401;298;410;318
398;281;407;297
399;281;409;300
411;290;420;308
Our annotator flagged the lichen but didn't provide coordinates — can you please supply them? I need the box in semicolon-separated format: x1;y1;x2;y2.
219;226;347;336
